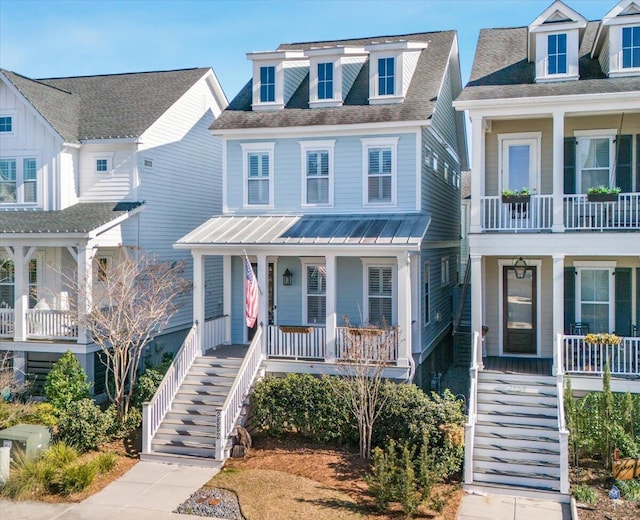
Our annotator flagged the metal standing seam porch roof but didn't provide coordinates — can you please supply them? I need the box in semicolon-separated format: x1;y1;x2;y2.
176;214;431;249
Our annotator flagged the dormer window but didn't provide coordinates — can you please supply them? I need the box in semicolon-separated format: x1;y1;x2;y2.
378;57;395;96
260;66;276;102
0;116;12;133
317;63;333;100
547;33;567;75
622;26;640;68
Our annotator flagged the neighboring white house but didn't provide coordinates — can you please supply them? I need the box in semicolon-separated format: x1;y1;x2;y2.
0;67;228;393
454;0;640;498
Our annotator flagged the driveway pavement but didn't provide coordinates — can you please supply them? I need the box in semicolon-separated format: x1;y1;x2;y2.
457;492;572;520
0;462;218;520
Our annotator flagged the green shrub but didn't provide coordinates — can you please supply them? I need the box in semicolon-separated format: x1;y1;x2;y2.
0;401;59;429
131;368;166;409
366;440;399;511
93;451;118;474
44;351;91;411
51;462;97;495
109;405;142;439
398;443;420;518
57;398;114;451
572;483;597;504
42;442;79;466
617;478;640;502
0;449;57;499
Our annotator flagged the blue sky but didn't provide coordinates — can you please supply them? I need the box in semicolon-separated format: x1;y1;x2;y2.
1;0;615;102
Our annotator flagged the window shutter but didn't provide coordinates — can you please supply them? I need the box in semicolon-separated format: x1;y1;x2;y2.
615;268;632;336
261;154;269;176
636;135;640;192
369;149;379;174
615;135;632;193
564;267;575;334
249;154;259;177
564;137;576;194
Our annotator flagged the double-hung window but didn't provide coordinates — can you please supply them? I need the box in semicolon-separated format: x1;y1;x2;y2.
317;63;333;100
305;264;326;325
547;33;567;75
367;265;393;326
242;143;274;207
575;263;615;333
300;140;334;206
362;138;397;206
378;57;395;96
260;66;275;103
0;157;37;204
576;135;614;193
622;26;640;69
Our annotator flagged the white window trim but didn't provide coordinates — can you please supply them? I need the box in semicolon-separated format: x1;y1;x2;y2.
93;153;114;175
361;257;397;326
141;157;154;171
497;132;542;194
241;142;275;208
368;52;404;104
423;260;430;327
0;109;18;136
309;59;343;108
361;137;399;207
573;261;617;333
544;32;570;79
299;140;335;207
573;129;617;193
608;23;640;77
0;152;41;206
251;61;285;110
300;257;326;326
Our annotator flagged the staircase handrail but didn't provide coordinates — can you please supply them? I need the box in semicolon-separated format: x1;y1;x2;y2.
454;256;471;332
142;323;199;454
556;365;570;494
463;330;481;484
216;325;264;460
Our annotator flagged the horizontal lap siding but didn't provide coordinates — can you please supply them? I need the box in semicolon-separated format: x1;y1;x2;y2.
336;257;364;326
225;132;417;214
276;257;302;325
79;143;136;201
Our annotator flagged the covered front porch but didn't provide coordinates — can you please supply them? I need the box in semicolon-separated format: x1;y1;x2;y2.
180;214;430;379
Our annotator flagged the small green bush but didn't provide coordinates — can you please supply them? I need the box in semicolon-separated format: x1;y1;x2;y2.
572;483;597;504
0;401;59;429
131;368;166;409
617;478;640;502
42;442;79;466
57;398;114;451
93;451;118;474
397;443;420;518
44;351;92;411
366;440;399;511
109;405;142;439
54;462;97;495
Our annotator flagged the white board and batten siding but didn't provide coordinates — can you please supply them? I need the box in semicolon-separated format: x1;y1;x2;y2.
0;79;64;211
136;73;225;330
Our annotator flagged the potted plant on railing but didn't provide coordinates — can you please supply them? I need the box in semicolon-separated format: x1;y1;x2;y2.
501;187;531;204
587;185;621;203
583;333;622;372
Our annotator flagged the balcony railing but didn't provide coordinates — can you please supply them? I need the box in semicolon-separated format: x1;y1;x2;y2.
563;335;640;375
0;309;14;338
26;310;78;340
335;326;398;362
481;195;553;231
564;193;640;230
266;325;326;360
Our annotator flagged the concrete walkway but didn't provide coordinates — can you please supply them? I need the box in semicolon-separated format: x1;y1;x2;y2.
457;493;572;520
0;462;218;520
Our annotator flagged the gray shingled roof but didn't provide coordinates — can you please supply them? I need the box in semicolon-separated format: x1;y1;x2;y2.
1;68;210;142
177;214;430;249
457;21;640;102
211;31;456;130
0;202;143;235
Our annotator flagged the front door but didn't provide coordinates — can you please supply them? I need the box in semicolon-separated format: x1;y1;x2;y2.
503;266;537;355
247;262;275;341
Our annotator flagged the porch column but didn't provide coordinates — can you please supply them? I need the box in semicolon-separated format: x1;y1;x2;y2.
552;110;565;232
76;245;94;345
257;254;268;353
325;254;337;362
13;246;27;341
470;254;483;365
552;254;565;375
223;255;232;344
470;114;485;234
192;252;205;353
396;252;411;367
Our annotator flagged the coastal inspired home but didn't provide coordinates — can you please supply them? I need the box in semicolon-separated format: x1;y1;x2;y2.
142;30;467;465
454;0;640;499
0;68;228;393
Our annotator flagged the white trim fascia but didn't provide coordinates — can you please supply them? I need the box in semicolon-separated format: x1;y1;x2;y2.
211;121;428;138
202;68;230;112
415;129;421;212
299;139;335;208
497;257;542;358
0;71;64;145
361;257;398;326
361;136;399;208
428;126;461;164
574;128;618;137
174;245;422;258
573;260;618;268
222;136;228;213
81;137;140;145
88;204;144;239
62;142;81;149
240;142;276;209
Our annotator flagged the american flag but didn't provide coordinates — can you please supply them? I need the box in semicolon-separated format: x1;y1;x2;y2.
245;256;259;328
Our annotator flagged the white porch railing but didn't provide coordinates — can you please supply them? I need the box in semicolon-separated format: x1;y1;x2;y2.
464;331;481;484
142;324;199;454
481;195;553;231
556;373;570;494
216;325;264;461
202;315;230;353
335;326;399;362
0;309;14;338
26;310;78;340
564;193;640;230
563;335;640;375
267;325;326;360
